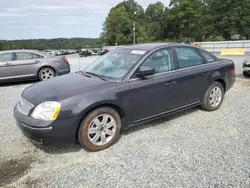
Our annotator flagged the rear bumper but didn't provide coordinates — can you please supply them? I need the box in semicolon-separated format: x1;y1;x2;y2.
58;68;70;75
226;74;236;92
14;104;80;145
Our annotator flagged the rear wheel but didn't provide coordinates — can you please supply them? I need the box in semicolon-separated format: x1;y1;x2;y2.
243;71;250;77
78;107;121;151
201;81;225;111
39;67;55;81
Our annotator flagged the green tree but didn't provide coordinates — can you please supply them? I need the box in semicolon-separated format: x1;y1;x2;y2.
170;0;203;39
101;0;145;45
0;38;102;51
104;6;132;45
206;0;250;40
145;2;165;41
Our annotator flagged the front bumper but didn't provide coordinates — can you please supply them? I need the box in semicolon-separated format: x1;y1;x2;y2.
14;104;80;145
243;67;250;75
243;63;250;70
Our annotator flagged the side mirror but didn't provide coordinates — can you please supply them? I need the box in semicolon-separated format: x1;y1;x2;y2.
136;66;155;78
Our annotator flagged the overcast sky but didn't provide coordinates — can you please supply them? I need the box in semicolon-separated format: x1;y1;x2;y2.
0;0;170;40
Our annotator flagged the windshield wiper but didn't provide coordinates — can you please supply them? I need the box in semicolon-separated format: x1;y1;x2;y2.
78;71;91;78
85;71;106;81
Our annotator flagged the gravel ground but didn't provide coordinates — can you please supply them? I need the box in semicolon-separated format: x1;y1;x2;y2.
0;55;250;188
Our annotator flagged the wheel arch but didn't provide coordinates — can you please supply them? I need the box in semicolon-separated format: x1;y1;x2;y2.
214;78;226;92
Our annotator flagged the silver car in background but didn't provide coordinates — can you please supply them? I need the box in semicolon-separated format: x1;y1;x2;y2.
0;49;70;83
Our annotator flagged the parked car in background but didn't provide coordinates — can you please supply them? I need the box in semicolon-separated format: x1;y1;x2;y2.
91;49;99;55
14;43;235;151
79;49;92;57
99;49;109;56
243;57;250;77
0;49;70;83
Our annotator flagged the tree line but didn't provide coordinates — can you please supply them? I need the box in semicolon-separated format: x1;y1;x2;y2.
100;0;250;45
0;38;103;51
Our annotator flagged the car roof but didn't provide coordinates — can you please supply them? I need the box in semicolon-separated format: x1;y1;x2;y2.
0;49;42;53
116;43;199;51
0;49;53;57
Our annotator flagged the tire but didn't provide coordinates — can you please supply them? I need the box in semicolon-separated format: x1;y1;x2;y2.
78;107;121;151
201;81;225;111
38;67;55;81
243;71;250;77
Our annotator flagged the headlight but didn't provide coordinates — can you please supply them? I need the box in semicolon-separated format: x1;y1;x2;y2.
31;101;61;121
244;61;250;65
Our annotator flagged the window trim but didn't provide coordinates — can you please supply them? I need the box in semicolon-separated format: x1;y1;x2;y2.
127;47;176;81
173;46;206;70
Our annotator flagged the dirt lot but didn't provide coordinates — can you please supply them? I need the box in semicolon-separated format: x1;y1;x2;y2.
0;55;249;188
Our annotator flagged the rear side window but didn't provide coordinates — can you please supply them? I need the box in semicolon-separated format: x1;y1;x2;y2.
201;51;217;63
15;52;43;60
175;47;204;69
0;53;12;62
16;52;32;60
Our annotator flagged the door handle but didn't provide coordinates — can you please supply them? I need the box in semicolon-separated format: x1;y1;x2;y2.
35;60;40;63
5;62;12;66
165;81;176;87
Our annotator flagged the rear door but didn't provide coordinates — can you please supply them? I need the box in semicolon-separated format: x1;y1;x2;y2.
13;52;43;79
173;47;209;106
0;52;14;82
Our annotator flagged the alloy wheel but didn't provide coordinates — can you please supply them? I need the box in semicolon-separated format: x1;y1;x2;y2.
209;86;222;107
87;114;117;146
41;69;54;80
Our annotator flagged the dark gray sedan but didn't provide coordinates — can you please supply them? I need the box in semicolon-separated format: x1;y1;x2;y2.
14;43;236;151
0;49;70;83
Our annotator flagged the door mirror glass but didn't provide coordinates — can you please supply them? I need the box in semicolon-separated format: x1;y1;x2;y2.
137;66;155;77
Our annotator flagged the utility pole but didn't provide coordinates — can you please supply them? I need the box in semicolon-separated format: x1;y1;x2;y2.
125;0;137;44
133;21;135;44
133;11;136;45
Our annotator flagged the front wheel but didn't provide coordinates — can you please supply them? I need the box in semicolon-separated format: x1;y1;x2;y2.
78;107;121;151
201;81;225;111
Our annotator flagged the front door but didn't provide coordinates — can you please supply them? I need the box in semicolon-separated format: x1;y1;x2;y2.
128;48;179;122
13;52;40;79
0;52;14;82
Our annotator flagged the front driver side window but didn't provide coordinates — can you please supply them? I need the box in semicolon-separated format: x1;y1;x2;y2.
142;48;174;74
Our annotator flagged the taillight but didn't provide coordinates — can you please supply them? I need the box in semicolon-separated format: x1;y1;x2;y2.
62;56;68;63
232;64;235;75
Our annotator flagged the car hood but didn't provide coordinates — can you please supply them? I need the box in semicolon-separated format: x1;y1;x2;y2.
22;72;118;106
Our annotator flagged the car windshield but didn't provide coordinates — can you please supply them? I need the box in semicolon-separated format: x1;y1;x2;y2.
84;49;146;80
